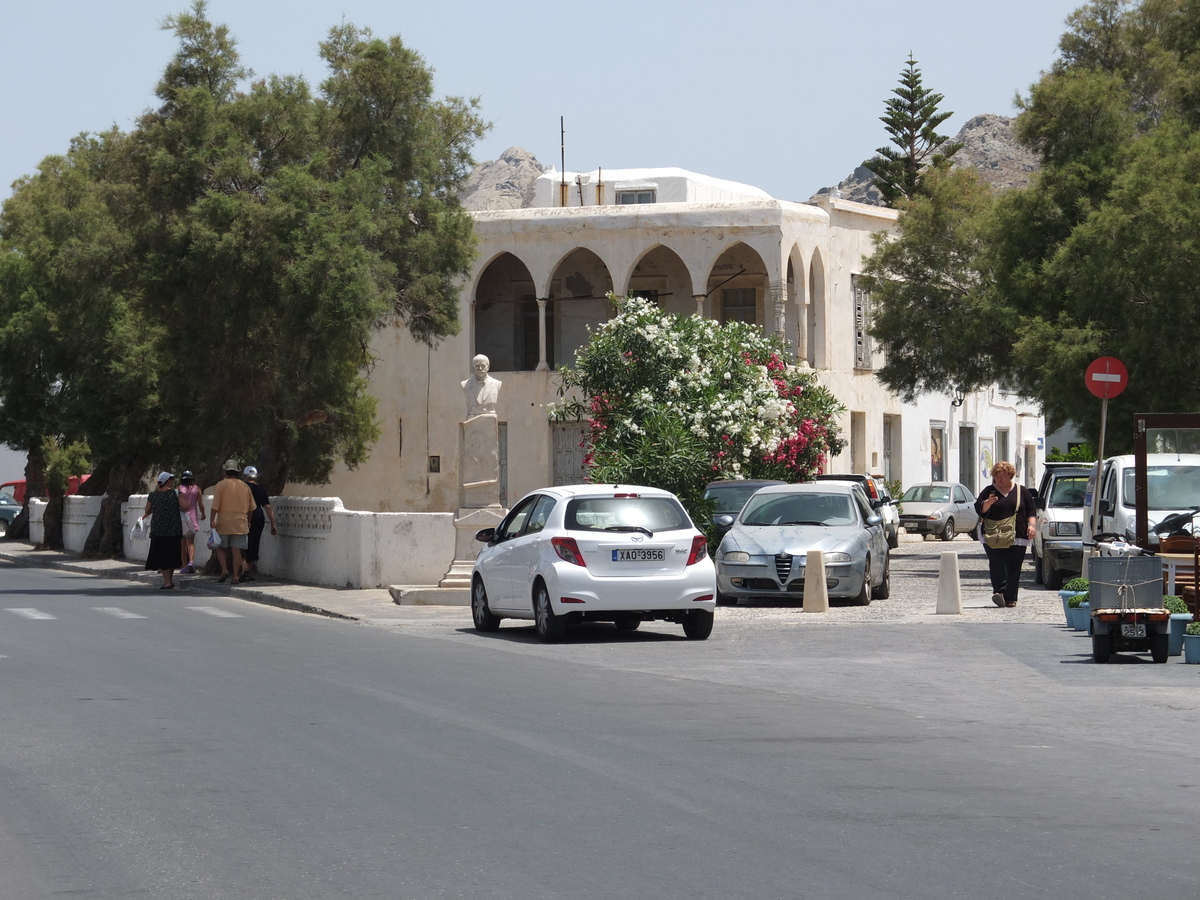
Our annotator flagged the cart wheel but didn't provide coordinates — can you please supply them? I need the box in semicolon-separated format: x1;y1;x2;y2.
1091;632;1112;664
1150;630;1169;664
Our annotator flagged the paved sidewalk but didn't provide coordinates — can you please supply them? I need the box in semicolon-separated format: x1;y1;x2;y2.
0;541;469;628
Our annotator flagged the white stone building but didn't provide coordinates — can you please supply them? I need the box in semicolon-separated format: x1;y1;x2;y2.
293;166;1045;515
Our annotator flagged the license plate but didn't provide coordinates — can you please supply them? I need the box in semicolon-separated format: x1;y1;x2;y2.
613;548;665;562
1121;623;1147;638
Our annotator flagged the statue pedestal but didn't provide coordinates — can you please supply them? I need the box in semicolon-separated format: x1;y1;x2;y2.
439;507;505;588
440;413;506;588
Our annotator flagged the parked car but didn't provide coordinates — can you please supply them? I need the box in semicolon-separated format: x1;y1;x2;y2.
813;473;900;548
0;475;90;505
1086;453;1200;547
470;484;717;642
704;479;785;542
1032;465;1091;589
898;482;981;541
715;482;889;606
0;493;19;537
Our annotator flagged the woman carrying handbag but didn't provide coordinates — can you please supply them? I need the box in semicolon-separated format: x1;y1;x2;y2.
975;460;1038;608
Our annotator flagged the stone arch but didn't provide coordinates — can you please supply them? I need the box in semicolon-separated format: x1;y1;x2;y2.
807;249;828;369
548;248;615;368
622;244;695;317
785;243;807;360
472;252;539;372
705;242;770;326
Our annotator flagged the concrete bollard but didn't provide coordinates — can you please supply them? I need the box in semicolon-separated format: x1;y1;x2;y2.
803;549;829;613
936;550;963;614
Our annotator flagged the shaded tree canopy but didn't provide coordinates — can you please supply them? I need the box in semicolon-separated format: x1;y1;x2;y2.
863;55;963;207
863;0;1200;452
0;1;486;554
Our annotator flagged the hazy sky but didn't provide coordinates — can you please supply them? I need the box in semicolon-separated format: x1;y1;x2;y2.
2;0;1083;204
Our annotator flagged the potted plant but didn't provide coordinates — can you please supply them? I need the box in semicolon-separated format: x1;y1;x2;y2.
1067;592;1091;632
1164;595;1193;657
1060;577;1089;627
1183;621;1200;664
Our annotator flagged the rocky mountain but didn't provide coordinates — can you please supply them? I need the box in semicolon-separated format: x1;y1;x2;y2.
810;113;1040;205
458;146;548;211
461;115;1040;212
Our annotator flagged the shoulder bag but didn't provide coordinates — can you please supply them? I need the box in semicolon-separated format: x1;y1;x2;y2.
983;484;1020;550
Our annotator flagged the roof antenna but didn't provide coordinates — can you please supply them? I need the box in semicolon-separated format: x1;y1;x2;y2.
560;116;568;208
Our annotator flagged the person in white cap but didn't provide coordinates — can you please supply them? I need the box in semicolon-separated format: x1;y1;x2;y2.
241;465;276;581
209;459;256;584
143;471;182;588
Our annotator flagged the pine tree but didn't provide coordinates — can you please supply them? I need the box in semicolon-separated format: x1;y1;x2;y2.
864;55;963;206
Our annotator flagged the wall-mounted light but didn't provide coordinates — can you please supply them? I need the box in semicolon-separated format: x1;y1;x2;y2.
951;387;966;408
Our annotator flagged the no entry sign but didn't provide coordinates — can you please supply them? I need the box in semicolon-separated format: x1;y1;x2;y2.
1085;356;1128;399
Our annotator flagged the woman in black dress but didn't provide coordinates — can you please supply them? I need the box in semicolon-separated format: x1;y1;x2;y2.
144;472;183;589
241;465;276;582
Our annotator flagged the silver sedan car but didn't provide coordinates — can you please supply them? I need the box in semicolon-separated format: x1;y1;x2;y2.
897;482;981;541
715;483;890;606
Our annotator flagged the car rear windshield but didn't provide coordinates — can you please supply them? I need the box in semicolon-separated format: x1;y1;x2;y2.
565;496;692;533
704;483;767;515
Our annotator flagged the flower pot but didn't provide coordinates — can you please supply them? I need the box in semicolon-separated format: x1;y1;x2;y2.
1183;632;1200;664
1060;590;1087;627
1070;602;1091;632
1169;614;1194;657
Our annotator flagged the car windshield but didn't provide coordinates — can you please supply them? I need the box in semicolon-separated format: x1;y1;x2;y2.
1122;465;1200;510
902;485;951;504
704;483;769;515
565;496;691;533
741;492;856;526
1048;475;1088;507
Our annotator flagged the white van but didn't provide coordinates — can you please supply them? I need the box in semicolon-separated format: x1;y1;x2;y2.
1085;453;1200;547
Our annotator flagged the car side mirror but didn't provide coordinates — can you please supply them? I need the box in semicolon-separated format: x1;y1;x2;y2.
866;514;883;527
1036;496;1046;510
713;514;735;529
475;527;496;543
1098;499;1112;516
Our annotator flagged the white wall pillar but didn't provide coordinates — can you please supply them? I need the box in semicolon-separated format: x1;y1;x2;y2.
536;298;550;372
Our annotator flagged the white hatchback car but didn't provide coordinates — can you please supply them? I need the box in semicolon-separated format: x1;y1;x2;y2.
470;484;717;642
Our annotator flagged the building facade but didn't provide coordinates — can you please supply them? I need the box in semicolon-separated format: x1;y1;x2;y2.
291;167;1044;513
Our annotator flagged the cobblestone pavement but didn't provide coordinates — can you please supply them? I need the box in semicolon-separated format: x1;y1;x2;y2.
717;532;1066;626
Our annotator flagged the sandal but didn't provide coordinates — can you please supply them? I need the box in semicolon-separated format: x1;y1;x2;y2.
218;573;229;583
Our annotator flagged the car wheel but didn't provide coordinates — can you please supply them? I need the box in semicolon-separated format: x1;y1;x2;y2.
939;518;955;541
533;581;566;643
1150;630;1169;664
971;520;982;542
854;557;873;606
681;608;714;640
875;552;891;600
887;525;899;550
1043;552;1064;591
0;519;7;538
471;577;501;632
613;614;641;632
1091;632;1112;664
1032;546;1044;584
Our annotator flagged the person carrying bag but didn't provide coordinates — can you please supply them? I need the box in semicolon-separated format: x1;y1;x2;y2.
975;461;1038;607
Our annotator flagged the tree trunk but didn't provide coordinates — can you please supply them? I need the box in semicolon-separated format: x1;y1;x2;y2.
81;457;148;559
41;495;65;550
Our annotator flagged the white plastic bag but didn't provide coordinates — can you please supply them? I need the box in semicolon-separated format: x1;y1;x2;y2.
206;529;221;550
130;517;148;541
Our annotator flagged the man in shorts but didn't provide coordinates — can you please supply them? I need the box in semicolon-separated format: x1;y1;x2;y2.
209;459;257;584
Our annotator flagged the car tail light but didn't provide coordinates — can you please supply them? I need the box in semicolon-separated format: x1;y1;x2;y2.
686;535;708;566
552;536;587;567
694;594;714;602
867;480;880;500
613;493;640;498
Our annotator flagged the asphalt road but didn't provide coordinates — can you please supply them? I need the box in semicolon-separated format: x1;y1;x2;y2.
2;559;1198;900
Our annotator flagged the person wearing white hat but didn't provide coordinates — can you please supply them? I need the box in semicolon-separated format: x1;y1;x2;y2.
143;471;182;588
209;459;257;584
242;465;276;581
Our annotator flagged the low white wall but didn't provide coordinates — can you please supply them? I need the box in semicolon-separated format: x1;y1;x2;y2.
64;496;104;553
29;498;45;544
114;494;455;589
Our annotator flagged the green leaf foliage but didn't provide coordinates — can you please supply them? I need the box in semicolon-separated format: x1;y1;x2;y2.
863;55;963;207
551;296;845;528
0;0;485;538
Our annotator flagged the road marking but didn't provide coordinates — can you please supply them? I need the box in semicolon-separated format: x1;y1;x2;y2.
6;608;56;620
93;607;147;619
186;606;243;618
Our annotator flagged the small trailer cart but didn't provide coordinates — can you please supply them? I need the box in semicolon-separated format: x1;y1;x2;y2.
1087;550;1169;664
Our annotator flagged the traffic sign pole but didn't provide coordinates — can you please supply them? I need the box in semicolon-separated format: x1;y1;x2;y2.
1083;357;1126;576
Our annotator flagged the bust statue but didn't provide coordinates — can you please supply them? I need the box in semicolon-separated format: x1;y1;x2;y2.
462;354;502;417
